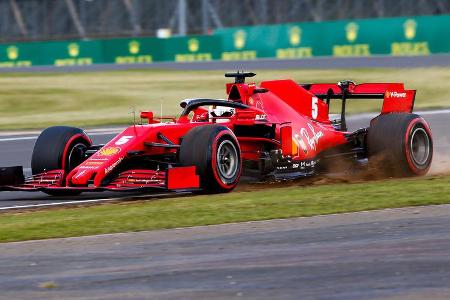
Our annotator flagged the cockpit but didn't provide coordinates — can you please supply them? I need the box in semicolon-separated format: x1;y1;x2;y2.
179;98;249;123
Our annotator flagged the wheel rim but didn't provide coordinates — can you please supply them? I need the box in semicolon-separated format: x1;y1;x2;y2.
67;142;87;171
216;139;238;183
410;127;430;167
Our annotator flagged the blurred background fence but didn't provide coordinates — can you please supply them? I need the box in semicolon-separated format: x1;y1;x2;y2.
1;0;449;42
0;0;449;67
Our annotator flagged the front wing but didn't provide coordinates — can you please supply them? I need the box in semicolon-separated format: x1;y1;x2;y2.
0;166;201;193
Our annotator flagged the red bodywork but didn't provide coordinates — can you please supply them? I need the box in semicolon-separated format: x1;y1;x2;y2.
1;74;416;193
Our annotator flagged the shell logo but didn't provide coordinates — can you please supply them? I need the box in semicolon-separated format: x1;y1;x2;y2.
68;43;80;57
6;46;18;60
99;147;121;156
404;19;417;40
129;40;140;54
188;38;199;52
289;26;302;46
233;30;246;49
345;22;359;43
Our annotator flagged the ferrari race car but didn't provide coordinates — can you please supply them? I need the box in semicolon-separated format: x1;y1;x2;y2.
0;72;433;195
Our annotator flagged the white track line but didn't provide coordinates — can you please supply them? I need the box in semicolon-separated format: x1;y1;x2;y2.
0;127;124;137
419;109;450;115
0;136;37;142
0;129;122;142
0;198;121;211
0;192;187;211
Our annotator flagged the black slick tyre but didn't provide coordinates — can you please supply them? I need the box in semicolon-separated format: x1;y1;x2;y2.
179;125;242;193
367;113;433;177
31;126;92;196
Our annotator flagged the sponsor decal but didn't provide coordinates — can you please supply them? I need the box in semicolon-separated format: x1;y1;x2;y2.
276;160;317;170
294;134;308;154
104;157;124;175
277;26;313;59
221;30;255;60
88;158;109;161
98;147;121;156
78;165;99;170
390;41;429;56
0;45;31;67
194;111;209;121
404;19;417;40
222;50;256;61
276;47;312;59
332;22;371;57
390;19;429;56
128;40;140;54
54;43;93;66
289;26;302;46
385;90;407;98
299;124;323;151
74;170;86;179
7;46;18;60
68;43;80;57
114;41;152;64
233;30;246;50
255;114;267;121
115;135;134;145
299;160;317;168
346;22;358;43
299;135;308;154
83;161;104;166
255;100;264;110
188;38;199;52
248;97;254;105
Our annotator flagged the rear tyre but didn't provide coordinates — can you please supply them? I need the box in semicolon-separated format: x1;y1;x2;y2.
31;126;92;196
367;113;433;177
179;125;242;193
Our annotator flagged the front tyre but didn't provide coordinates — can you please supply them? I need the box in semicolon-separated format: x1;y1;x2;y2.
179;125;242;193
367;113;433;177
31;126;92;196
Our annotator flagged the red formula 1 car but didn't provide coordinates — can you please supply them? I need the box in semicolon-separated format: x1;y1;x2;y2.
0;72;433;195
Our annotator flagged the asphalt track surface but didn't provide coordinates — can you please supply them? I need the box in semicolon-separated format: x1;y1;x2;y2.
1;204;450;299
1;55;450;73
0;110;449;209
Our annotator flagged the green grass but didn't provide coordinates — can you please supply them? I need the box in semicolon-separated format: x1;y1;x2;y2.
1;175;449;243
0;67;449;130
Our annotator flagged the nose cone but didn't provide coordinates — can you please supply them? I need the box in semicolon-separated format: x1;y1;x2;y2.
69;158;108;186
70;168;97;186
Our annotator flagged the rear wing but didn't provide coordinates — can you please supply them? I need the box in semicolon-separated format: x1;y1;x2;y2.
301;82;416;131
302;82;416;114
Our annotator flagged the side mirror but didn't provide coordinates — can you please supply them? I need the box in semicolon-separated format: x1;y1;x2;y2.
140;111;154;123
